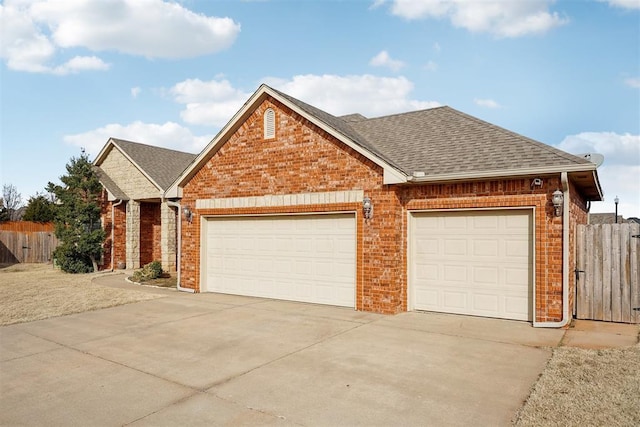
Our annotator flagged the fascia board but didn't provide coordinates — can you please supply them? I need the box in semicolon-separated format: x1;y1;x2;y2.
93;138;116;166
406;164;597;183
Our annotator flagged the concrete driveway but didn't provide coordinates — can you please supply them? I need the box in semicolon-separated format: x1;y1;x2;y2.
1;276;566;426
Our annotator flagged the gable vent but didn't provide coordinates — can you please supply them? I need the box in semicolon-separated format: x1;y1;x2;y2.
264;108;275;139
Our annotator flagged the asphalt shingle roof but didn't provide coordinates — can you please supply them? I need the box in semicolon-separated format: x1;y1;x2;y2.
93;166;128;200
271;86;591;177
110;139;197;191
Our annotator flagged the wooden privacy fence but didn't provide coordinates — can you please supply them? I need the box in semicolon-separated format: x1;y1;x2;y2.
576;223;640;324
0;222;59;264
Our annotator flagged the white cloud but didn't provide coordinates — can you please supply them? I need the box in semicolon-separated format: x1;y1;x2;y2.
433;42;441;52
170;78;252;127
424;60;438;71
474;98;501;108
131;87;141;99
391;0;568;37
264;74;441;117
369;0;386;10
169;74;440;128
52;56;110;75
64;121;211;156
370;50;405;71
601;0;640;9
556;132;640;217
0;0;240;74
624;77;640;88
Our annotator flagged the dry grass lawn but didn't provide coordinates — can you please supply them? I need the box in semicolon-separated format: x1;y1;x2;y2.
515;343;640;426
0;263;162;326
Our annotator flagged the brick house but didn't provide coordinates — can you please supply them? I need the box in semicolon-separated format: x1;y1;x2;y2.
94;138;196;271
165;84;603;326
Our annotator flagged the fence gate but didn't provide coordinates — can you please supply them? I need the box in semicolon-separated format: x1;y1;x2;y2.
576;223;640;324
0;222;58;264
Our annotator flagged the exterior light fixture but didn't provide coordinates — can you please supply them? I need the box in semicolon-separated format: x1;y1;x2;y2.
614;196;619;223
552;189;563;217
363;197;373;220
183;206;193;223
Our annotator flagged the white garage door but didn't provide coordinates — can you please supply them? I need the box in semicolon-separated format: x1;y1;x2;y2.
410;210;533;321
202;214;356;307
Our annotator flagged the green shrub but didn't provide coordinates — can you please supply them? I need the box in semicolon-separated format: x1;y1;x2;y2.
132;261;164;282
53;245;94;274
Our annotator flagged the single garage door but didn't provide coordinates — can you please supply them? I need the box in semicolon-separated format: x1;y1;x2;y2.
410;210;533;321
201;213;356;307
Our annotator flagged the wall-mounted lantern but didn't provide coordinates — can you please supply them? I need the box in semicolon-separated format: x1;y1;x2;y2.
552;190;563;217
363;197;373;220
183;206;193;223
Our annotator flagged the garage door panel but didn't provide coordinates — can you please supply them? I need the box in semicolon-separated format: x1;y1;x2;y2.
411;210;533;321
203;214;356;308
473;293;499;313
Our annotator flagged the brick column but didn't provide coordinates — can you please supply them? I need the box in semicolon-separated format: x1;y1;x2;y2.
161;202;177;272
126;200;140;269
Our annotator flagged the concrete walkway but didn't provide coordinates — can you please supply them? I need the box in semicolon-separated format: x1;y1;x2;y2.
1;273;638;426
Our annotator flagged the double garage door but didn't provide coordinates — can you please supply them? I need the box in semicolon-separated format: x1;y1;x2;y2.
201;214;356;307
410;210;533;321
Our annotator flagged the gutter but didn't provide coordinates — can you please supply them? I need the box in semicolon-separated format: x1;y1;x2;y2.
405;164;597;184
534;172;570;328
110;199;124;271
166;200;195;293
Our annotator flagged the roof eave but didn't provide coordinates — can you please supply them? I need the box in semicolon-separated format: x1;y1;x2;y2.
405;164;598;184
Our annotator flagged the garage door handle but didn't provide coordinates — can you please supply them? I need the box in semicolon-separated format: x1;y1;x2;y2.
574;268;585;282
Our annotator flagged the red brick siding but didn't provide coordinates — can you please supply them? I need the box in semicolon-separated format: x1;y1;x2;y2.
180;97;575;320
99;193;127;270
140;202;161;265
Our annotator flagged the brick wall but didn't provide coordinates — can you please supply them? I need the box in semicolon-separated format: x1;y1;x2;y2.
100;195;126;270
140;202;161;266
179;96;579;320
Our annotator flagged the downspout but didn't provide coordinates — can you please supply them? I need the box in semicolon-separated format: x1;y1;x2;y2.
535;172;570;328
111;199;124;271
166;200;194;293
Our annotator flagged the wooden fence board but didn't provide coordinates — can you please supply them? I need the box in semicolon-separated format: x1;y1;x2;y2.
577;225;587;319
594;224;613;321
620;225;630;323
577;223;640;324
605;224;622;322
0;230;58;264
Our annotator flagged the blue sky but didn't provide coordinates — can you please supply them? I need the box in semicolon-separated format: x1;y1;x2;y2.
1;0;639;217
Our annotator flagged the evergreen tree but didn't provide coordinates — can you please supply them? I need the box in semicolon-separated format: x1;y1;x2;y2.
23;194;56;222
0;199;9;222
47;151;105;273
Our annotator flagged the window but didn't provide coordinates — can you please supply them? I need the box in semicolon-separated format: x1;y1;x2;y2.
264;108;275;139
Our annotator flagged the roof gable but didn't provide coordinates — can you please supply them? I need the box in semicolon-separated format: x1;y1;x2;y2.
94;138;197;192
